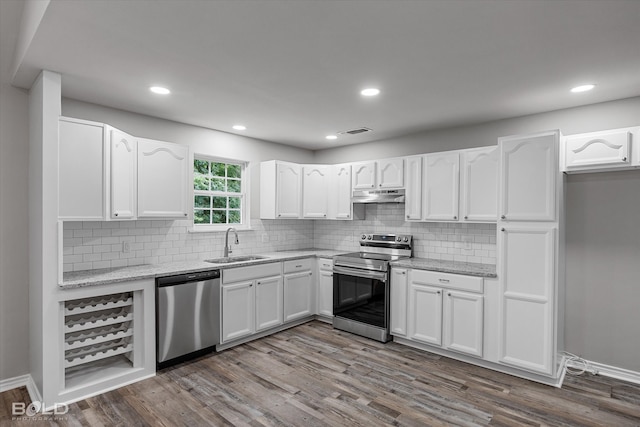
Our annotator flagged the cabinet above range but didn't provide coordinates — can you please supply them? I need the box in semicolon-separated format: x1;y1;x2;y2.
58;117;190;221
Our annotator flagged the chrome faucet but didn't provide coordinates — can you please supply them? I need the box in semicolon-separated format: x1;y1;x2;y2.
223;227;239;257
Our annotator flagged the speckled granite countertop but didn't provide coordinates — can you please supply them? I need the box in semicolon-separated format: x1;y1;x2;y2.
60;249;344;289
390;258;497;278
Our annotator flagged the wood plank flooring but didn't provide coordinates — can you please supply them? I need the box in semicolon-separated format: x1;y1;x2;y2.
2;321;640;426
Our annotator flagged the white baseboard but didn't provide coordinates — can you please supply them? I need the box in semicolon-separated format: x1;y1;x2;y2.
588;360;640;385
0;373;40;403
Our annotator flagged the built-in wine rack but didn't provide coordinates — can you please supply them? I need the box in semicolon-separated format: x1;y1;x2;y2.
64;292;134;377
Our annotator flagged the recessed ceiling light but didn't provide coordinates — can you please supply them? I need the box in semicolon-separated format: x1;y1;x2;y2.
570;84;596;93
232;125;247;131
325;135;338;140
149;86;171;95
360;88;380;97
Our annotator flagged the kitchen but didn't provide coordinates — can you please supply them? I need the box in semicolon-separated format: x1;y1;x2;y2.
1;0;640;425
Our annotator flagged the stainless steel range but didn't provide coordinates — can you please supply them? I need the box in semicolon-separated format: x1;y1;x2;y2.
333;233;413;342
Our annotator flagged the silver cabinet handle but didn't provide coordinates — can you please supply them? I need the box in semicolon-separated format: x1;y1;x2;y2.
439;278;450;283
346;214;350;218
501;215;506;220
184;213;188;216
436;290;441;294
453;216;457;220
295;264;302;268
401;271;406;275
464;216;468;220
114;212;119;217
249;284;253;287
448;292;452;296
406;215;410;219
257;281;261;285
501;228;505;232
622;156;628;161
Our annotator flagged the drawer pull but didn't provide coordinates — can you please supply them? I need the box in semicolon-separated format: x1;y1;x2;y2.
295;264;302;268
439;279;450;283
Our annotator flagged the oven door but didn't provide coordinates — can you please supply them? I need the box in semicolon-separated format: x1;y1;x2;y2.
333;265;389;329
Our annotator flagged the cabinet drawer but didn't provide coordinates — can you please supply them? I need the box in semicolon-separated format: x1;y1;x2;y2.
318;258;334;271
284;258;313;274
410;269;483;293
223;262;281;284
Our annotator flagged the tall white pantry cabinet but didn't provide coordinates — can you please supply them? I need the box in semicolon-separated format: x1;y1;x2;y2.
497;130;564;379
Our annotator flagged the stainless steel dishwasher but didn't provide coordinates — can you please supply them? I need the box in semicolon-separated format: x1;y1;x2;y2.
156;270;220;369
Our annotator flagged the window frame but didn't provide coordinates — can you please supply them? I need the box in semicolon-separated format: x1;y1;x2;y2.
191;154;250;232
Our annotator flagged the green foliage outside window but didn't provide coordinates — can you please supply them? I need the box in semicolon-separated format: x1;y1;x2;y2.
193;158;244;226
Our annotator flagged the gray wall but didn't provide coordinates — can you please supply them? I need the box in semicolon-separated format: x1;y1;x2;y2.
565;170;640;372
0;0;30;382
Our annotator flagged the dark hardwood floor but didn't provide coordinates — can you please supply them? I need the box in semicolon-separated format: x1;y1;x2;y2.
2;321;639;426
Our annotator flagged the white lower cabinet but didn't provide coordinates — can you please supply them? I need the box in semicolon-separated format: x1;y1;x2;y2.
284;260;314;322
403;269;485;358
443;290;483;357
221;280;255;342
221;262;282;343
316;258;334;318
390;268;408;336
255;275;284;332
408;283;443;345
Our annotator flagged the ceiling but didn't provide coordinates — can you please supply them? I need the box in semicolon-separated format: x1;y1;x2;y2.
11;0;640;150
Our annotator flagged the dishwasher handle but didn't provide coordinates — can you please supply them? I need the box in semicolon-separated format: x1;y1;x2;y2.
157;270;221;287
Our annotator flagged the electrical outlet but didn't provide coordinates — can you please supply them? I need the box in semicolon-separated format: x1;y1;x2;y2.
122;241;131;253
462;236;473;250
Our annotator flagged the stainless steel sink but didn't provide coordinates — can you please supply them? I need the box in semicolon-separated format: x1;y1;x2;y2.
204;255;268;264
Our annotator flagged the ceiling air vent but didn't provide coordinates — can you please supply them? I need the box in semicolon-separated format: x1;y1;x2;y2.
339;127;372;135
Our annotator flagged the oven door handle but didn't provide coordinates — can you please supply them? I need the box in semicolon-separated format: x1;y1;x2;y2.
333;265;388;282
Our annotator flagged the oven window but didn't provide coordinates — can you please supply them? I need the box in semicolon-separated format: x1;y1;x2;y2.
333;273;387;328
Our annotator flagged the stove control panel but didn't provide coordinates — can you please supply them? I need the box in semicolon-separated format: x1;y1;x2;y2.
360;233;413;245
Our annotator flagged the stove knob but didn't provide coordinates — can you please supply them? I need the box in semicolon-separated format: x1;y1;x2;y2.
396;236;402;242
403;237;409;242
361;234;366;240
367;235;372;240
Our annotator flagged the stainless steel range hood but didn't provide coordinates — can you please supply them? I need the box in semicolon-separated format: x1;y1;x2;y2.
352;189;405;204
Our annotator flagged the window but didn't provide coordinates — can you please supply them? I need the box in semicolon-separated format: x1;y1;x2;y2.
193;157;247;229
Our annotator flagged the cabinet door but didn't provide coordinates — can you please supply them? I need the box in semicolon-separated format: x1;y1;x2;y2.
461;147;497;222
564;128;632;171
283;270;313;322
221;281;255;343
352;161;376;190
276;162;301;218
499;225;555;375
424;152;459;221
255;276;283;332
331;164;353;219
390;268;408;336
302;165;328;218
408;283;442;345
58;119;106;220
317;270;334;317
443;291;483;357
499;132;557;222
138;139;189;218
110;128;137;220
378;158;404;189
404;156;422;221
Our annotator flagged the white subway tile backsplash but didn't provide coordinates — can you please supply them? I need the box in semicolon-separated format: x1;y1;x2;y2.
63;205;496;272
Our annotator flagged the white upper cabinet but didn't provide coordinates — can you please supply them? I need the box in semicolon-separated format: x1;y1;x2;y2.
59;117;107;220
328;164;354;220
109;128;137;220
352;158;404;190
276;162;302;218
499;131;558;222
562;127;638;173
378;158;404;189
404;156;422;221
137;138;190;219
302;165;328;218
352;161;377;190
423;152;460;221
460;147;498;222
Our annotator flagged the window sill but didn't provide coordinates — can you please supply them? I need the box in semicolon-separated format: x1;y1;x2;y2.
188;225;253;233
